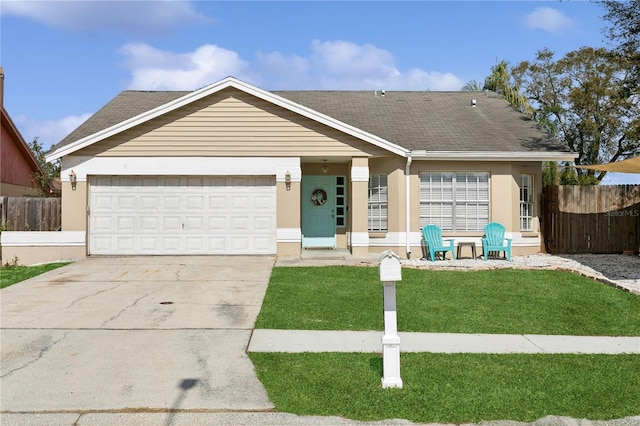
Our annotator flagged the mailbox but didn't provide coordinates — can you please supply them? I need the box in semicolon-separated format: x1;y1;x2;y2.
379;250;402;282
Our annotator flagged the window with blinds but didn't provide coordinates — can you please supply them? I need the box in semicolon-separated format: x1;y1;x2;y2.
419;172;489;231
520;174;534;231
368;174;388;231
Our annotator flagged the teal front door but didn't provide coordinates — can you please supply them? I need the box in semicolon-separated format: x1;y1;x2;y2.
301;176;336;248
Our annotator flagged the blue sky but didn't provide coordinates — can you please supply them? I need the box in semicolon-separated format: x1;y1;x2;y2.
2;0;638;184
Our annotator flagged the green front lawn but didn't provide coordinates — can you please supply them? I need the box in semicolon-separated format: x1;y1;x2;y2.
250;352;640;423
1;262;70;289
255;267;640;336
251;266;640;423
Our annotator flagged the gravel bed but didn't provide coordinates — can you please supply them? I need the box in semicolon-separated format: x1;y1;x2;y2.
401;253;640;295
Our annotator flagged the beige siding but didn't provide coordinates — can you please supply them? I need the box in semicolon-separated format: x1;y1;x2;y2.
62;181;87;232
390;160;543;256
2;245;86;266
370;157;407;234
77;88;386;158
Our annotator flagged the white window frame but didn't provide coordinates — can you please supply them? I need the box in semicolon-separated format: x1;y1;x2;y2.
520;174;535;231
335;176;347;228
419;172;489;231
368;174;388;232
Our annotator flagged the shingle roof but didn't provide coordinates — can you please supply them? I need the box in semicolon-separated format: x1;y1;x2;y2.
51;91;188;152
51;88;568;154
274;90;566;153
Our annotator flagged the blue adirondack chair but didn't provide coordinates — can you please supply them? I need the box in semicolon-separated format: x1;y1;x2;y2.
421;224;456;261
482;222;512;261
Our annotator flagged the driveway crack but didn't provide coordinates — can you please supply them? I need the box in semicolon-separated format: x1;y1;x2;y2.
99;282;172;327
67;282;125;308
1;331;69;379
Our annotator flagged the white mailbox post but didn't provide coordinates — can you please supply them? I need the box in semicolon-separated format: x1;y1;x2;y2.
379;250;403;389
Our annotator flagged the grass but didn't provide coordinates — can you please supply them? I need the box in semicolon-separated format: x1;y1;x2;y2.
255;267;640;336
1;262;70;289
249;352;640;423
251;266;640;422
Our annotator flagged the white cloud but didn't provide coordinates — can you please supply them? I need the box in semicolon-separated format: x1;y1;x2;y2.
120;40;464;91
1;0;209;35
310;40;400;81
120;43;250;90
525;7;574;35
13;113;93;150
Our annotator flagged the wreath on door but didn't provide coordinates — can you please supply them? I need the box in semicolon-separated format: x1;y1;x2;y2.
311;188;328;206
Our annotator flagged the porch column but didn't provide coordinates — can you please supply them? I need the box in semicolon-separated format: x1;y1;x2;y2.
276;167;302;256
350;157;369;256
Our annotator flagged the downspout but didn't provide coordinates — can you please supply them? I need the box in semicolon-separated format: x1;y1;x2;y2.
405;153;413;258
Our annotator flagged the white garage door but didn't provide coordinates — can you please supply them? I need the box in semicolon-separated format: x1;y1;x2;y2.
89;176;276;255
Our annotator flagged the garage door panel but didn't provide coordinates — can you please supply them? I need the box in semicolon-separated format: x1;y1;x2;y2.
186;196;205;209
209;216;227;231
93;217;113;232
231;216;250;231
231;195;251;210
140;216;158;230
184;216;204;230
93;195;113;210
208;236;227;251
162;237;181;251
89;175;276;255
186;237;205;251
117;217;135;231
116;196;136;210
230;237;250;251
116;237;135;251
209;197;227;211
162;216;181;231
140;237;160;251
254;236;274;251
140;196;159;210
163;196;181;210
254;216;274;231
92;236;113;251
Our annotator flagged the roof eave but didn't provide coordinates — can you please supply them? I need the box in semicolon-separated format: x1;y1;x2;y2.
410;150;578;162
2;107;44;172
45;77;409;162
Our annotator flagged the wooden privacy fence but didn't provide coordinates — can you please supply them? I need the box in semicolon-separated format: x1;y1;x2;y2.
542;185;640;254
0;197;61;231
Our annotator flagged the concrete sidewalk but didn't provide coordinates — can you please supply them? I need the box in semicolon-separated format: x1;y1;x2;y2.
249;329;640;354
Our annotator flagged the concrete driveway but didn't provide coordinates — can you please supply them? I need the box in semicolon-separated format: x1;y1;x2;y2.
0;256;275;413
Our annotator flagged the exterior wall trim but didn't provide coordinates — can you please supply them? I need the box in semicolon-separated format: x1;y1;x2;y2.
351;166;370;182
277;228;302;243
350;231;370;247
61;156;301;181
1;231;86;246
411;150;577;162
367;232;541;249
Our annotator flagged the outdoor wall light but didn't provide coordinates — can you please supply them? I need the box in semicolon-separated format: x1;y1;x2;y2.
70;170;77;191
322;161;329;175
285;171;291;191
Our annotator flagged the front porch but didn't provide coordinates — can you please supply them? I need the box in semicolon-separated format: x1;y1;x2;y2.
275;248;380;267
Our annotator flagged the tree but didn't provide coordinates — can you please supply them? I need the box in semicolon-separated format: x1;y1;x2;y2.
512;47;640;183
483;60;534;116
461;79;482;91
595;0;639;95
29;137;60;196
